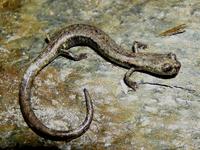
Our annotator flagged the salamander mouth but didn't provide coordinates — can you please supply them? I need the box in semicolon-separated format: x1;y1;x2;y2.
174;61;181;73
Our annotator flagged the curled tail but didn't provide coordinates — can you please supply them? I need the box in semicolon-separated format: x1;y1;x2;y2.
19;64;93;141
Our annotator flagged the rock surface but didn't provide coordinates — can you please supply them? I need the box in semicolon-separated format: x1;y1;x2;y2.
0;0;200;149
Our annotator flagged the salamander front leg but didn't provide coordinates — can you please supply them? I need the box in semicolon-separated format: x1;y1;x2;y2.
132;41;147;53
124;68;138;91
60;49;87;61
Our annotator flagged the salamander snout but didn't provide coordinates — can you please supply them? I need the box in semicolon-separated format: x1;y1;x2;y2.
175;60;181;72
168;52;181;72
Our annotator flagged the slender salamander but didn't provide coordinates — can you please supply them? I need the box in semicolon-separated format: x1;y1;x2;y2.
19;24;181;141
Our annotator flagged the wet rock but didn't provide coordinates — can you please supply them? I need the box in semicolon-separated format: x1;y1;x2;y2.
0;0;199;149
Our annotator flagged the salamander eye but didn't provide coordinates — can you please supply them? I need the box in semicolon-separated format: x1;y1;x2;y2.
168;53;177;60
162;63;173;72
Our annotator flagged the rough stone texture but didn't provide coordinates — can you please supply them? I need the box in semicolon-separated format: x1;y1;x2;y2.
0;0;200;149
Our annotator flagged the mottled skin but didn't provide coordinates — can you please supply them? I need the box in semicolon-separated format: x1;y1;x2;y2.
19;24;181;141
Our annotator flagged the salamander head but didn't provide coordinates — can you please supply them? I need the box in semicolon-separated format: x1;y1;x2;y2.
137;53;181;78
160;53;181;77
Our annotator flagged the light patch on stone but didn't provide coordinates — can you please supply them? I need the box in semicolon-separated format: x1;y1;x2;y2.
120;79;128;94
59;68;73;81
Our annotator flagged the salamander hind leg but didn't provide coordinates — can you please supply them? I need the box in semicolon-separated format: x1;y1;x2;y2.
132;41;147;53
45;33;51;43
60;49;87;61
124;68;138;91
46;36;87;61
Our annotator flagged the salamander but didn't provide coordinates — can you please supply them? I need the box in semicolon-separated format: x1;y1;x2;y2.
19;24;181;141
